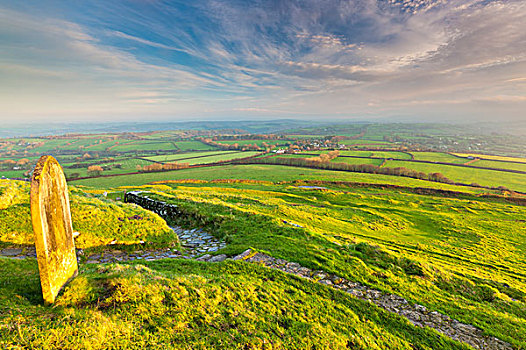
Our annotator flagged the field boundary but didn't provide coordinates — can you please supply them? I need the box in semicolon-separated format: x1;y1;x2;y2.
232;158;526;194
298;153;526;175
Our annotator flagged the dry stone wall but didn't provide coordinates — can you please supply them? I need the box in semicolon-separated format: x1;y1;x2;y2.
124;191;183;218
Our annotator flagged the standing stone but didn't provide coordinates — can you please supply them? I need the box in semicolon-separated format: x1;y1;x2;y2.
31;155;78;304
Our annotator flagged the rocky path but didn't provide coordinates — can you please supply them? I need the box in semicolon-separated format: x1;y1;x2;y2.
173;226;226;257
229;249;513;350
0;241;513;349
0;225;225;262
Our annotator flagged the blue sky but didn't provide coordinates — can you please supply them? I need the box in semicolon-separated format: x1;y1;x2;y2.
0;0;525;122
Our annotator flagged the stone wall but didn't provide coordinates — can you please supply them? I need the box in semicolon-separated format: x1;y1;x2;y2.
124;191;182;219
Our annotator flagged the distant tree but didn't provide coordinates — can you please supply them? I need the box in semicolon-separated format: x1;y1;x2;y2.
2;159;16;166
87;165;103;177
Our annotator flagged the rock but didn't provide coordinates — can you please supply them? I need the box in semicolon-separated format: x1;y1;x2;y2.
318;279;333;286
196;254;212;261
208;254;227;263
1;248;23;256
415;304;427;313
232;249;253;261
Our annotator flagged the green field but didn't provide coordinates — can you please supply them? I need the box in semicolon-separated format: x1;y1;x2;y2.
338;139;393;146
143;151;239;163
332;157;384;166
109;181;526;347
83;139;122;151
410;152;469;164
110;141;178;152
175;140;217;151
303;150;412;159
185;151;261;165
73;164;501;195
453;153;526;163
383;160;526;192
216;139;293;146
63;158;154;178
471;159;526;172
2;123;526;349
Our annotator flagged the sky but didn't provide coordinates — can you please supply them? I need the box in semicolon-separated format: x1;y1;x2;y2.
0;0;525;123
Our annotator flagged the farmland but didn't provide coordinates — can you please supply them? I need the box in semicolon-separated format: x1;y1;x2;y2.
73;164;503;195
382;160;526;192
174;140;217;151
1;121;526;349
143;150;239;163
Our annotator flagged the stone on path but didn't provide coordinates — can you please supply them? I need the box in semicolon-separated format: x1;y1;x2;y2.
196;254;212;261
31;155;78;305
0;248;23;256
208;254;227;263
232;249;253;261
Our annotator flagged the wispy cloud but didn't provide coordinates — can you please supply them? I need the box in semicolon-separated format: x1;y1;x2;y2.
0;0;524;121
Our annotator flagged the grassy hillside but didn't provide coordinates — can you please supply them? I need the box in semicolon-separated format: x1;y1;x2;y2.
0;180;177;249
0;258;469;349
112;181;526;347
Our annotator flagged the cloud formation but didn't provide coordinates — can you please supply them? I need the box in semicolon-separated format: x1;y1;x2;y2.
0;0;524;122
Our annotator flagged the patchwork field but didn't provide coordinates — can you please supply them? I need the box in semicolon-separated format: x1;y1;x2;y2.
2;123;526;349
382;160;526;192
72;164;503;195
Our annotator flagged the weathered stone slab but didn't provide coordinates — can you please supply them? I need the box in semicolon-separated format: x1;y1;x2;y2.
31;155;78;304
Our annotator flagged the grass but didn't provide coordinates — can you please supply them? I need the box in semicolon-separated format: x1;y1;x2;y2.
63;158;154;178
338;140;392;146
113;181;526;347
470;159;526;172
410;152;469;164
383;160;526;192
453;153;526;163
185;152;261;165
143;151;241;163
0;258;469;350
0;180;177;250
110;141;178;152
2;127;526;349
175;140;217;151
302;150;413;159
331;157;384;166
72;164;502;194
215;139;292;146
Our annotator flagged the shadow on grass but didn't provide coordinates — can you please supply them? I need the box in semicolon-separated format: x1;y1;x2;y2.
0;257;43;305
